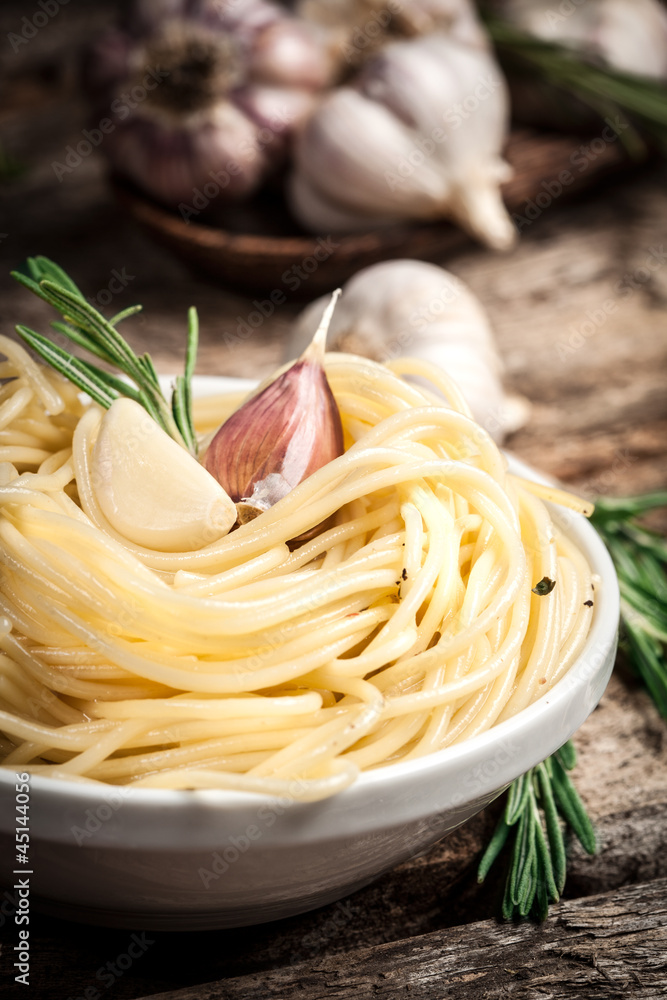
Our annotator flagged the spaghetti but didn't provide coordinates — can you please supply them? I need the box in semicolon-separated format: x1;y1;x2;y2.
0;337;596;800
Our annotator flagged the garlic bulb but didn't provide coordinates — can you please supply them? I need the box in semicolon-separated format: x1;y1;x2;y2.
205;292;344;522
91;398;237;551
499;0;667;80
287;260;529;443
289;30;516;250
85;0;334;209
296;0;484;70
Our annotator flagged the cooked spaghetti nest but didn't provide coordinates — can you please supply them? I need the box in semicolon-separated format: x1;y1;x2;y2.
0;336;596;800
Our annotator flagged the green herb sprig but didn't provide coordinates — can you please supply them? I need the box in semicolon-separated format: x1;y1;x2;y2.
481;492;667;922
592;493;667;717
478;740;596;921
11;257;199;455
483;14;667;158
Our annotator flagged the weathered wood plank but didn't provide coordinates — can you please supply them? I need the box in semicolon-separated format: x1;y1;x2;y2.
132;878;667;1000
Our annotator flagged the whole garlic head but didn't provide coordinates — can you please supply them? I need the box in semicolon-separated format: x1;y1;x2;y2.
86;0;335;209
289;30;515;250
500;0;667;80
287;260;529;443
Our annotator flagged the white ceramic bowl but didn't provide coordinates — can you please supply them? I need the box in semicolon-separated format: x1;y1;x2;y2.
0;381;619;930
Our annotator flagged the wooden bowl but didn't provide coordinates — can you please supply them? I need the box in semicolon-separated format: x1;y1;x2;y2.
113;128;629;297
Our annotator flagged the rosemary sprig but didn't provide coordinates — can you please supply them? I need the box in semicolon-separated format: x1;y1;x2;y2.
478;740;596;922
481;491;667;922
591;493;667;717
483;14;667;158
12;257;199;455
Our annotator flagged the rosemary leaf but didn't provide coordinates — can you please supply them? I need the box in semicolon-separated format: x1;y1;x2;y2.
108;304;143;327
49;320;118;368
11;271;57;309
477;814;511;883
172;376;197;455
532;794;560;904
15;325;116;409
549;756;596;855
139;353;161;391
505;771;529;825
30;256;83;297
554;741;577;771
39;281;145;380
138;388;171;437
12;257;197;453
77;362;142;404
478;739;595;922
592;494;667;719
536;761;566;895
185;307;199;383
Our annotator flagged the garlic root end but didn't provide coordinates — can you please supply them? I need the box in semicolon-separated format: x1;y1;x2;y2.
449;182;517;252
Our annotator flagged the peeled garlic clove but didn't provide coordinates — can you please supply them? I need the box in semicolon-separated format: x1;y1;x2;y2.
288;260;530;443
289;32;515;250
92;398;237;551
204;293;344;521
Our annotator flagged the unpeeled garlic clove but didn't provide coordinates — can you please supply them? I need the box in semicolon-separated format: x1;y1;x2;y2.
204;292;344;522
92;398;237;551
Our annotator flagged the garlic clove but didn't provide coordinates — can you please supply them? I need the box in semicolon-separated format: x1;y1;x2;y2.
292;87;450;222
249;18;336;89
204;292;344;521
289;30;514;249
235;85;319;139
289;171;392;235
92;398;237;552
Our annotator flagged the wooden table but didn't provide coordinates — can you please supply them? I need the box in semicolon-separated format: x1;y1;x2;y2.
1;3;667;998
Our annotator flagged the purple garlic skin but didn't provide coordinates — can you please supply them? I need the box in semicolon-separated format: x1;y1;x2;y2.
204;356;344;518
85;0;335;209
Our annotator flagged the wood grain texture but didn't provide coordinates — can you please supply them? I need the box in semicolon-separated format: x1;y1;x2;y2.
132;878;667;1000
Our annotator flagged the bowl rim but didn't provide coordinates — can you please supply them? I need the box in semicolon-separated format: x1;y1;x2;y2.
0;379;620;816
